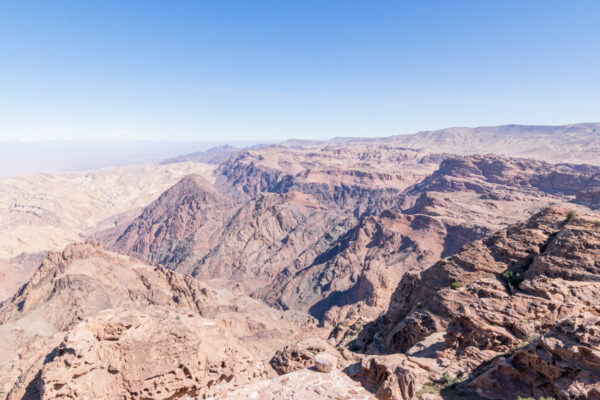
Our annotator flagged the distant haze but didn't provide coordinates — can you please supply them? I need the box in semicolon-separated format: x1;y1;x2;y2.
0;140;268;178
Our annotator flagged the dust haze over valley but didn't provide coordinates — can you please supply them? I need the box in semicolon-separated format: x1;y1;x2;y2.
3;1;600;399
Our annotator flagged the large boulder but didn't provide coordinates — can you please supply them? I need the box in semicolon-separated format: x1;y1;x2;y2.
269;337;342;375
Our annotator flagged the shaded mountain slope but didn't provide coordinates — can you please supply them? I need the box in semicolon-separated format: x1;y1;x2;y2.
192;191;356;289
111;174;234;273
259;211;456;320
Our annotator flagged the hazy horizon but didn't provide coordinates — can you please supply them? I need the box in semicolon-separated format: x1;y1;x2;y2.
2;120;598;179
0;139;269;178
2;1;599;142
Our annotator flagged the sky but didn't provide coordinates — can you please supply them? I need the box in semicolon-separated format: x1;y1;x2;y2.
1;0;599;141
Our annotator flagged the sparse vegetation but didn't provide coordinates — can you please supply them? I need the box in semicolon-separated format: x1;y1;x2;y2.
450;282;463;290
502;270;523;291
346;321;366;352
517;397;555;400
566;210;576;221
594;220;600;228
502;339;531;358
443;372;461;388
417;373;466;399
418;381;441;398
353;321;364;333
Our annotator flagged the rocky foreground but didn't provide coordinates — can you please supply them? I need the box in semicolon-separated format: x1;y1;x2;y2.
0;242;323;399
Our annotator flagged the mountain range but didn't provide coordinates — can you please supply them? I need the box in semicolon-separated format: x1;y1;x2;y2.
1;123;599;399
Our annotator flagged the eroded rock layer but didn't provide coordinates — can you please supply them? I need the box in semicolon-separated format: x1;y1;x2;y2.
0;242;321;399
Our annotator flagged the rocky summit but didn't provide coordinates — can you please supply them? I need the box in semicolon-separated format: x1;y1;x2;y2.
2;125;600;399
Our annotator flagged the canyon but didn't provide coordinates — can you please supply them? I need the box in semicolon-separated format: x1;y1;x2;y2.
1;124;600;399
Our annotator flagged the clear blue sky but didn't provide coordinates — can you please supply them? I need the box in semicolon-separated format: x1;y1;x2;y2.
1;1;599;141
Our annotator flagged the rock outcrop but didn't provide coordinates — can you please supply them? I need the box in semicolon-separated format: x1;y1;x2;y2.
353;207;600;398
376;207;600;354
469;314;600;400
40;307;271;399
270;337;343;375
345;354;438;400
0;242;322;399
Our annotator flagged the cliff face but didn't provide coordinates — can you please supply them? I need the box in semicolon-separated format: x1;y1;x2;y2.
348;207;600;399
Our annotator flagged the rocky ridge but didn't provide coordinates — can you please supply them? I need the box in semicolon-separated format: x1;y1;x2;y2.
346;207;600;399
373;123;600;165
